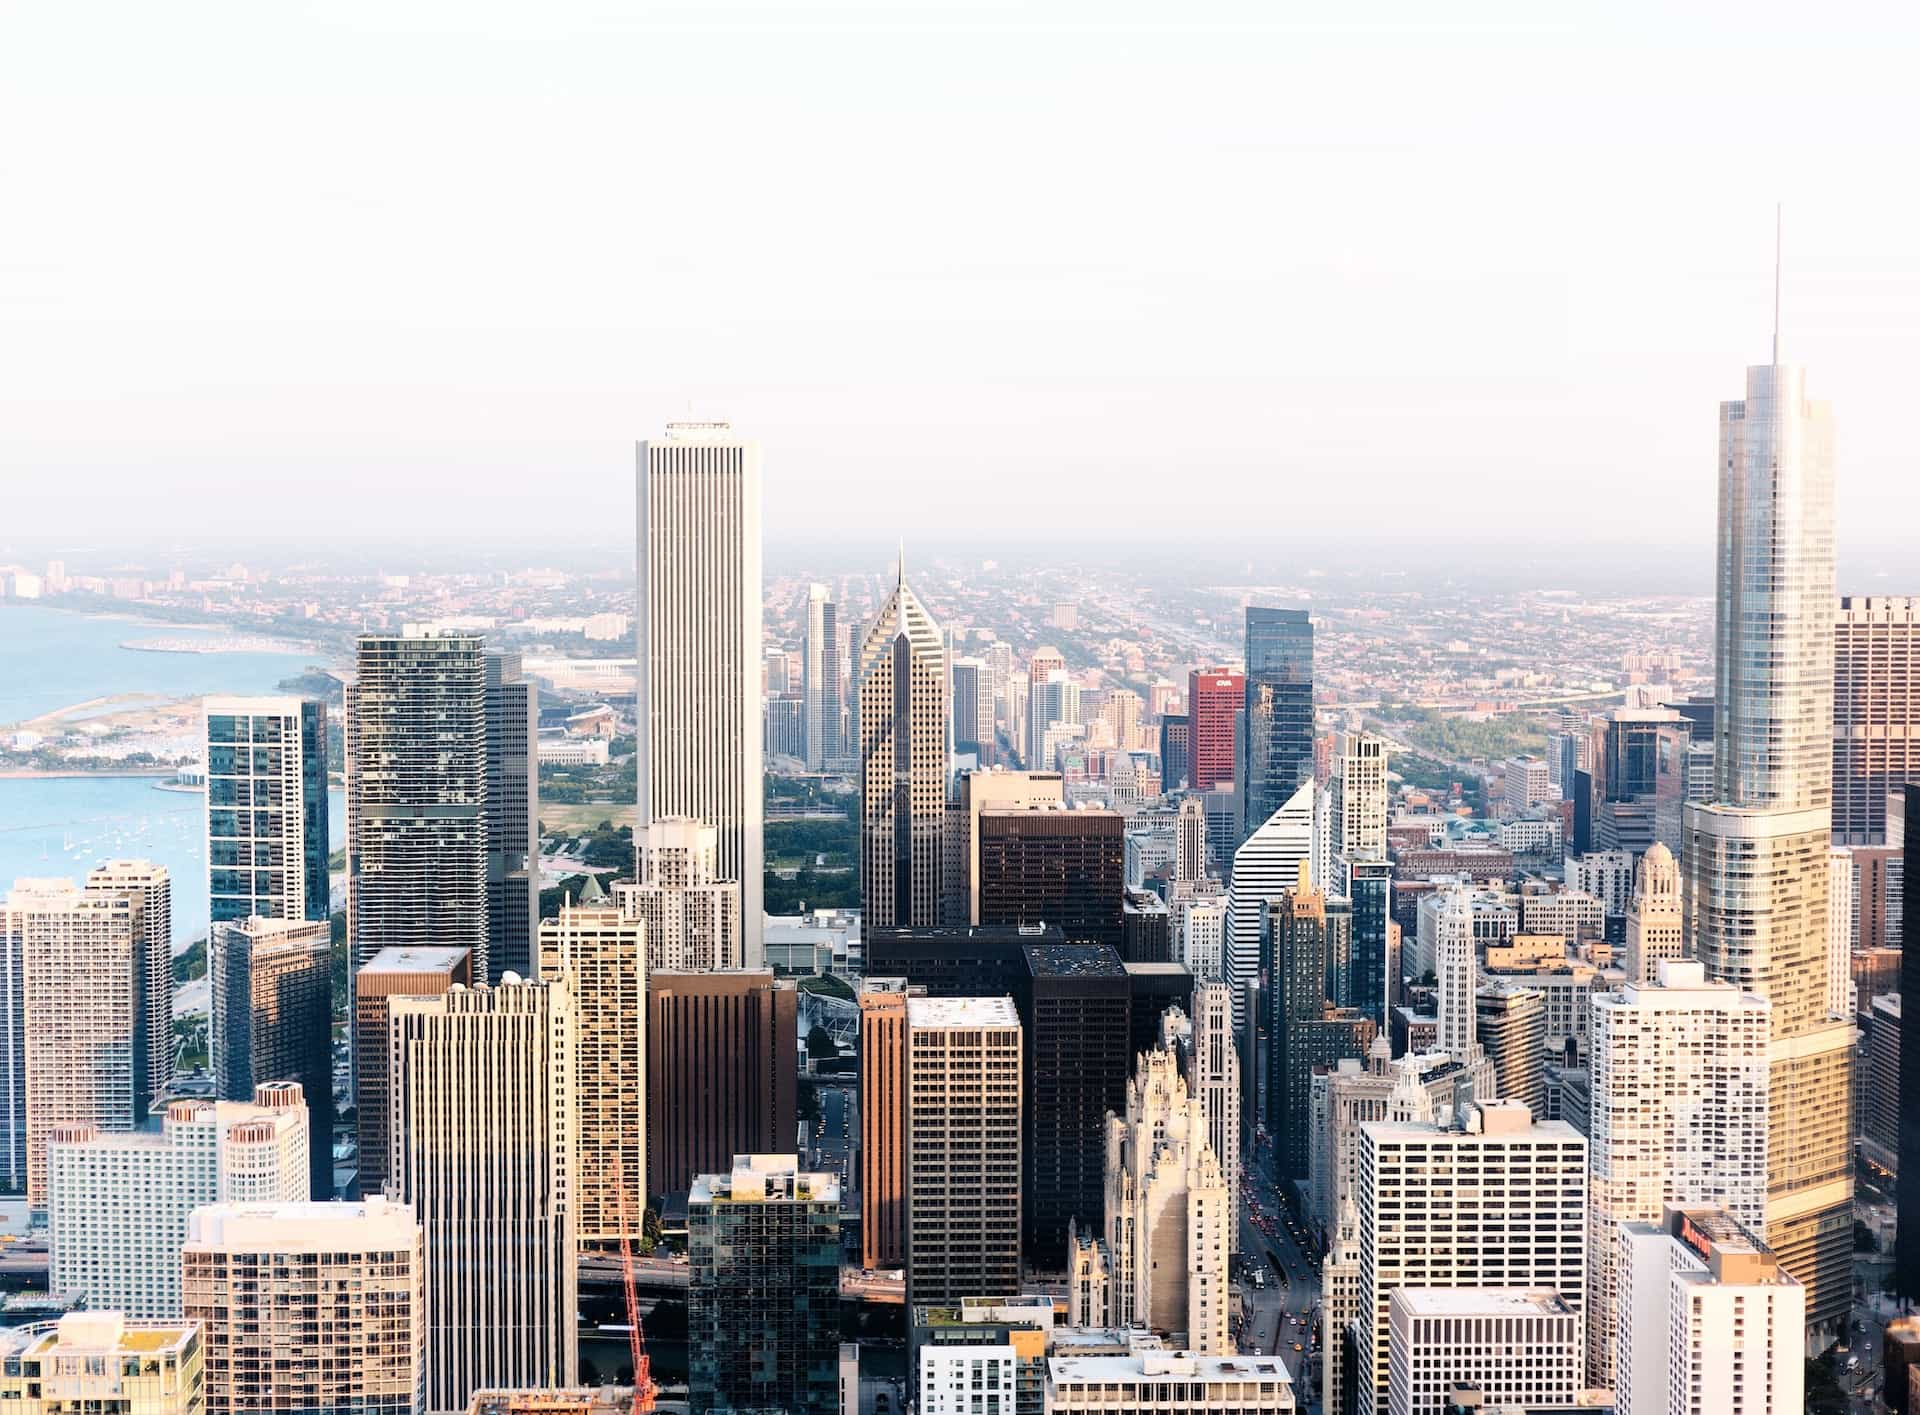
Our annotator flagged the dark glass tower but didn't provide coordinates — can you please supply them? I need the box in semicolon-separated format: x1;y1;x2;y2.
1243;608;1314;840
1266;888;1373;1180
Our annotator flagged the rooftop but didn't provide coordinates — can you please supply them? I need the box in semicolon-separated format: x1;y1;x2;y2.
1024;944;1127;979
689;1152;841;1206
186;1198;419;1249
909;995;1020;1029
361;945;472;974
1391;1288;1572;1317
1050;1353;1293;1384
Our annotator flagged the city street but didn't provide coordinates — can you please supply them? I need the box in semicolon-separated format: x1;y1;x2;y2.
1236;1141;1322;1398
807;1082;855;1192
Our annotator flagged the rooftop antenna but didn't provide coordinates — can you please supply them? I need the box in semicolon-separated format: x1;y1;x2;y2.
897;537;906;590
1772;203;1783;365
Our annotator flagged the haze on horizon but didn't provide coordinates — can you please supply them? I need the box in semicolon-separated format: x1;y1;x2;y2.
3;1;1918;558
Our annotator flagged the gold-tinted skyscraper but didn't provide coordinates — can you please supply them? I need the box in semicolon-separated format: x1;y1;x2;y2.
1684;294;1853;1345
856;554;948;929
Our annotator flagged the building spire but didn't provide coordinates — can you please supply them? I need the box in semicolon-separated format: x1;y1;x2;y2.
1772;202;1783;365
897;538;906;591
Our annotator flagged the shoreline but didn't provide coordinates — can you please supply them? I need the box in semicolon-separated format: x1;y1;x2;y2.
0;768;177;780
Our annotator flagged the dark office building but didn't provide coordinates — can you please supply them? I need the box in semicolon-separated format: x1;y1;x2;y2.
1341;856;1391;1024
977;807;1125;948
483;651;538;984
1242;608;1314;842
647;971;798;1200
1160;714;1191;793
688;1155;842;1415
1267;890;1373;1179
864;924;1062;1001
1121;890;1172;962
1898;788;1920;1300
1570;768;1594;856
1023;944;1131;1264
1125;961;1194;1068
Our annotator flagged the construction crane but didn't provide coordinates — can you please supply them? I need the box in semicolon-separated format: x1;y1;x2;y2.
615;1175;657;1414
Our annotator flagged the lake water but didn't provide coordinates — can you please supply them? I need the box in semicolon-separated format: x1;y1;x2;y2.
0;605;346;946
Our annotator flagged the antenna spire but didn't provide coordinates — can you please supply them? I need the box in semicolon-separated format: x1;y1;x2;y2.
897;538;906;591
1772;203;1783;364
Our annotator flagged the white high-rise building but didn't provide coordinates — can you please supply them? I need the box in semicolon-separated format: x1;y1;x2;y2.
47;1083;309;1318
1624;842;1685;983
389;977;579;1411
919;1344;1017;1415
1174;889;1227;981
0;1314;202;1414
183;1198;426;1415
1333;731;1389;859
1572;849;1635;919
1586;961;1770;1385
1503;757;1553;816
637;423;764;965
614;817;742;971
1431;887;1477;1061
538;886;646;1249
1176;797;1209;885
1353;1101;1587;1415
1386;1290;1580;1415
1226;780;1313;1028
857;561;949;930
1187;980;1242;1230
1685;345;1852;1343
1070;1046;1230;1353
1617;1207;1805;1415
804;583;842;770
84;860;173;1110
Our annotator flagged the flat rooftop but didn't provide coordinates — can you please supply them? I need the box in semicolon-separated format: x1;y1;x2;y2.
1392;1288;1571;1317
362;945;472;974
1050;1354;1292;1382
1024;944;1127;979
909;995;1021;1029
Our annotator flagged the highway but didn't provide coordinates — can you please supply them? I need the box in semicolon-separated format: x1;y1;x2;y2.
1235;1138;1321;1400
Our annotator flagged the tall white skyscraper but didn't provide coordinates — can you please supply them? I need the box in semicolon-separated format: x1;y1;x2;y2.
1176;796;1209;885
803;582;841;769
47;1083;309;1318
1684;337;1853;1342
1353;1100;1587;1415
1333;730;1389;858
857;559;949;930
1187;981;1242;1231
1226;779;1313;1028
637;423;765;965
389;977;579;1411
1431;887;1477;1062
613;817;742;971
1586;961;1771;1385
1624;841;1685;982
83;860;173;1111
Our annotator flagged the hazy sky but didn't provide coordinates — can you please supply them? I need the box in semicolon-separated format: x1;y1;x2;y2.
4;1;1918;562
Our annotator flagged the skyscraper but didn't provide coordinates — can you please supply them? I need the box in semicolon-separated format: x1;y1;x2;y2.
1186;668;1243;795
83;860;173;1111
183;1198;426;1415
1267;886;1372;1179
538;883;646;1248
0;1314;203;1413
613;817;743;972
208;916;335;1198
804;582;842;769
951;655;991;759
689;1154;843;1415
388;977;579;1411
204;696;329;927
976;806;1125;948
1475;982;1546;1116
1175;797;1208;885
646;970;797;1199
1242;608;1314;836
1025;647;1065;769
1684;343;1853;1341
1188;980;1242;1230
1624;840;1684;983
1900;786;1920;1300
353;944;471;1202
1159;713;1191;793
484;649;539;984
636;423;765;965
1331;730;1388;859
1833;596;1920;844
905;996;1022;1305
1225;780;1313;1031
857;558;948;930
1431;887;1477;1061
0;884;35;1196
946;769;1064;926
347;631;489;978
858;978;911;1271
1586;961;1770;1386
47;1084;309;1318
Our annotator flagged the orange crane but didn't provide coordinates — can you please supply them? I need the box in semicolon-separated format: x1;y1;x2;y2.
615;1175;657;1414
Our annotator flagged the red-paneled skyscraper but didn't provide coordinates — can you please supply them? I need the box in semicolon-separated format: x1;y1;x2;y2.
1186;666;1244;793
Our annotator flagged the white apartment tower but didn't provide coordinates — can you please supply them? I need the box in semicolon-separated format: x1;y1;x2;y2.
1188;980;1242;1227
1586;961;1770;1386
1071;1046;1230;1353
1624;842;1685;983
1684;345;1853;1342
636;423;765;965
804;582;842;769
1617;1208;1805;1415
1432;887;1478;1062
904;996;1022;1305
184;1198;426;1415
1334;731;1389;858
538;885;646;1247
1176;797;1209;885
1226;780;1314;1028
857;561;949;930
84;860;173;1110
47;1083;309;1318
389;977;579;1412
614;816;743;971
1353;1101;1587;1415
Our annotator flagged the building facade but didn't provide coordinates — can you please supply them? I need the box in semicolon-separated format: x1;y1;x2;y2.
1242;609;1315;838
857;562;949;930
977;807;1124;947
614;817;743;973
804;582;842;769
353;945;471;1200
858;978;911;1270
1385;1290;1579;1415
82;860;173;1114
204;696;330;927
483;649;539;983
1833;596;1920;844
1186;668;1243;796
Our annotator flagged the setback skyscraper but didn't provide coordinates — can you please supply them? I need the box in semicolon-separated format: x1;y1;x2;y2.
1684;340;1853;1342
636;422;765;965
347;630;489;978
1242;608;1314;837
804;582;842;769
857;557;948;930
1833;596;1920;843
204;696;330;927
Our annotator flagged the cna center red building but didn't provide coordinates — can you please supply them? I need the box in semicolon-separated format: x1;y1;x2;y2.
1186;666;1243;793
